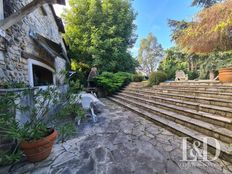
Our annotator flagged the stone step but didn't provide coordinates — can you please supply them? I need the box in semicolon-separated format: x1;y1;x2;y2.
128;83;232;93
126;88;232;109
159;81;232;87
151;85;232;93
123;89;232;118
119;91;232;129
125;84;143;88
112;95;232;144
127;85;232;100
145;87;232;100
109;97;232;162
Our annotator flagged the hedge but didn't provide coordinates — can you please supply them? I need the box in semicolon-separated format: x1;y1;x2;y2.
95;72;132;95
148;71;167;86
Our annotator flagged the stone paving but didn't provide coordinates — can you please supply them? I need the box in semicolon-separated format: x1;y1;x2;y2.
1;99;232;174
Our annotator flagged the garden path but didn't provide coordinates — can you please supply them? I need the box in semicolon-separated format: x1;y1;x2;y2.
1;99;232;174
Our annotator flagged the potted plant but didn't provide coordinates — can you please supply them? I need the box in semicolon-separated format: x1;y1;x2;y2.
219;67;232;83
0;90;22;166
0;87;60;162
0;73;87;165
217;54;232;83
200;52;232;82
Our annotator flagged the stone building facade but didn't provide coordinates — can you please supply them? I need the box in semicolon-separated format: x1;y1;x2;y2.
0;0;69;87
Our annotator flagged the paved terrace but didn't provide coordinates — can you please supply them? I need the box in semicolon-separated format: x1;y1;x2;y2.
1;99;232;174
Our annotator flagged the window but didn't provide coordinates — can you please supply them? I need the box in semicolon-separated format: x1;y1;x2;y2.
28;59;55;87
40;6;47;16
32;65;53;86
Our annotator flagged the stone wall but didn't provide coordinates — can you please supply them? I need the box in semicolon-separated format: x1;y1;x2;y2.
0;0;67;85
55;56;66;85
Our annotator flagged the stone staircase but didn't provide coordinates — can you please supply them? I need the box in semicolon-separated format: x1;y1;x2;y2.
109;81;232;162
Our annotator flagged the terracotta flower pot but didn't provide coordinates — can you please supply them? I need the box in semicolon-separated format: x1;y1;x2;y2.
20;129;58;162
219;67;232;83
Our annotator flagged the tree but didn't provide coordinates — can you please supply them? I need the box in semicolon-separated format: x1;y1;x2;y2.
168;19;190;42
171;0;232;54
168;0;223;49
191;0;223;8
198;51;232;78
158;47;205;80
63;0;137;73
158;47;188;80
138;33;163;75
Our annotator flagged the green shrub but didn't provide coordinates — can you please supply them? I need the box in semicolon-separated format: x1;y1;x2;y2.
0;82;27;89
187;71;199;80
70;61;91;87
95;72;116;93
57;123;76;143
0;151;22;166
95;72;132;95
69;80;83;93
114;72;132;86
57;103;85;120
132;74;144;82
148;71;167;86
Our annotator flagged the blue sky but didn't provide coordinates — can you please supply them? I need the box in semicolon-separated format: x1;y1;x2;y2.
131;0;199;56
54;0;199;57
